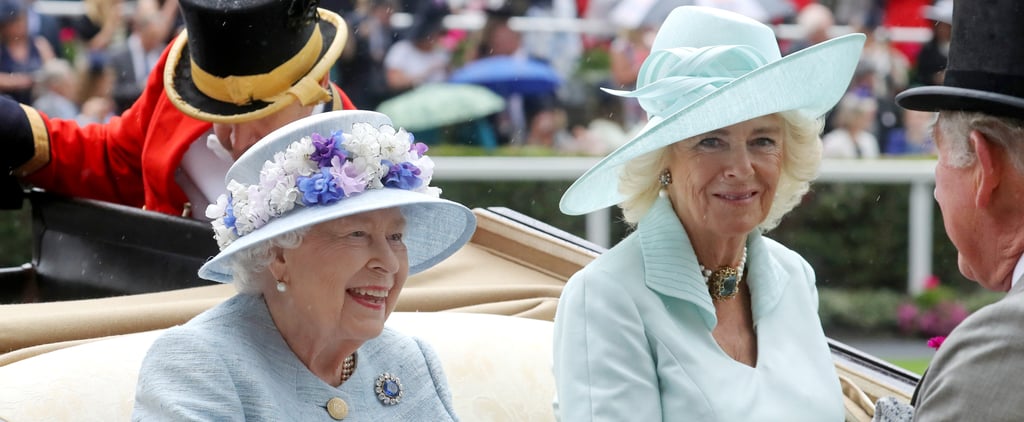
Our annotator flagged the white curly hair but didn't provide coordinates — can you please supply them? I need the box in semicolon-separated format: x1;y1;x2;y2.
228;227;311;295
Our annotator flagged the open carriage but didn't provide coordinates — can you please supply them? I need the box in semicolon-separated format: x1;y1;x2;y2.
0;191;916;421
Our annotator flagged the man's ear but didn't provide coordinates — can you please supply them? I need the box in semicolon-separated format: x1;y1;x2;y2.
971;130;1001;208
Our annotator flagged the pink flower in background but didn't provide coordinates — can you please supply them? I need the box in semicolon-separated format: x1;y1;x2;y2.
897;275;970;338
896;303;919;333
927;336;946;350
59;27;76;43
442;29;466;51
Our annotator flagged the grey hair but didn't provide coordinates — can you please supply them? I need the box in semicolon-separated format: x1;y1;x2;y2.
229;226;311;295
936;111;1024;173
618;110;824;232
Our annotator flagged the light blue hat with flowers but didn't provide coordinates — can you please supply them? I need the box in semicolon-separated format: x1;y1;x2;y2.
199;110;477;283
560;6;865;215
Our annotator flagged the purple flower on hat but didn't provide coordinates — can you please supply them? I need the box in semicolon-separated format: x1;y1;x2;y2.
298;168;345;206
329;155;370;197
410;142;429;158
383;160;423;190
310;132;348;168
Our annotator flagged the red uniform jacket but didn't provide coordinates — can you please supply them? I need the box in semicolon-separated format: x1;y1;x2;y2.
22;45;355;217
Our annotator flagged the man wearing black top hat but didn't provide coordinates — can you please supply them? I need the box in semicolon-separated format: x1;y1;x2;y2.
883;0;1024;420
0;0;356;218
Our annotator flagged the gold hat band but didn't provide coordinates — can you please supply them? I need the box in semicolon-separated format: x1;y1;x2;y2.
190;23;325;106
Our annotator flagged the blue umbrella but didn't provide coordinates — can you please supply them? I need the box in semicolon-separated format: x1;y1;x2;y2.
448;56;562;96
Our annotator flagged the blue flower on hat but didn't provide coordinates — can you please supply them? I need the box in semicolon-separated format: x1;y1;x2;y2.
298;168;345;206
383;161;423;190
222;196;237;235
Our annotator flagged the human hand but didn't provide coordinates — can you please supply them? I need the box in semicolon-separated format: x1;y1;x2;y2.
79;97;113;123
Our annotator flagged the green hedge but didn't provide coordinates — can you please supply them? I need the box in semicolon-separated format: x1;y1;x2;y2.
772;183;975;293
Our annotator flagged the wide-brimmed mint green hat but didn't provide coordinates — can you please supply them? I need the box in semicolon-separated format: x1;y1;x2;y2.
199;110;476;283
560;6;865;215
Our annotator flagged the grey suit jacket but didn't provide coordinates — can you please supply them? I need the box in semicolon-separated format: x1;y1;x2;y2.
133;294;458;421
912;281;1024;421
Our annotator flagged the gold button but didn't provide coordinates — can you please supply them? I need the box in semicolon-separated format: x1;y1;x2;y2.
326;397;349;420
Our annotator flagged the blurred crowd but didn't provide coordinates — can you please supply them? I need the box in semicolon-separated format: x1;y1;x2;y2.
0;0;950;156
0;0;178;124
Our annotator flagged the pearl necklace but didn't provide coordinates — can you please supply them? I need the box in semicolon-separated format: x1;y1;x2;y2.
700;247;747;301
340;353;357;383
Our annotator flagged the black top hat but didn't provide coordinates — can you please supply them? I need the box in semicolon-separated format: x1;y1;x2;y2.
897;0;1024;118
165;0;348;124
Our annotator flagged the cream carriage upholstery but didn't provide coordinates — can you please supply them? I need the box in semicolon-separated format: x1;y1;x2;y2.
0;209;905;421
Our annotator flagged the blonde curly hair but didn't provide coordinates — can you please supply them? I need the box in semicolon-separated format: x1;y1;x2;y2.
618;111;823;232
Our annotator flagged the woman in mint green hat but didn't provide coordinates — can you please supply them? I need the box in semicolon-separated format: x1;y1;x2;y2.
552;6;864;420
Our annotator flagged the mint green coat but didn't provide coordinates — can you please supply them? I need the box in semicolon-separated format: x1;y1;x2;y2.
553;197;843;421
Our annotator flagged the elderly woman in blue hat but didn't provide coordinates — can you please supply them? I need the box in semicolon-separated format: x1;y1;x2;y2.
553;6;864;420
132;110;476;420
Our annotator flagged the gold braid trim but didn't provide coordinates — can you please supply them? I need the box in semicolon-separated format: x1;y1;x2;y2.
14;104;50;177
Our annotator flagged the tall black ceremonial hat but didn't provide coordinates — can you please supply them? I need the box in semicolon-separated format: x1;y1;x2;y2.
897;0;1024;118
164;0;348;123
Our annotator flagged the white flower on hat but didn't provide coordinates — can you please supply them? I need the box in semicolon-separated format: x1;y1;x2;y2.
260;160;301;215
266;174;301;215
346;123;382;159
379;125;415;163
226;180;256;235
241;184;271;229
281;137;318;177
206;195;239;249
210;219;237;250
350;155;387;190
206;194;230;221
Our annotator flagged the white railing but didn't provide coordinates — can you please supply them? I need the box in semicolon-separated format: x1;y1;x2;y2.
433;157;937;295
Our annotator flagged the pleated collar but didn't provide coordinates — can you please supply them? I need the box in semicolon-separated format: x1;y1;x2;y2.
637;196;788;330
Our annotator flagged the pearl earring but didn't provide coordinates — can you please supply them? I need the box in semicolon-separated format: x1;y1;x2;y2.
276;281;287;293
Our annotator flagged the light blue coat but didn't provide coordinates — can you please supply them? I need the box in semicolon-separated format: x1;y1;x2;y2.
133;294;458;421
553;197;843;421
